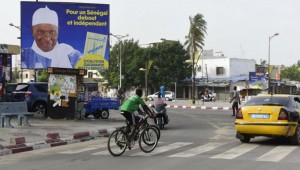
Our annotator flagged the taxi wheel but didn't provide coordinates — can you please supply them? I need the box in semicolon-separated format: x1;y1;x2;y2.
290;125;300;145
240;134;251;143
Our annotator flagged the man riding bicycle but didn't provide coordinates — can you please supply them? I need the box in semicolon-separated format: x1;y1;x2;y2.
120;88;155;147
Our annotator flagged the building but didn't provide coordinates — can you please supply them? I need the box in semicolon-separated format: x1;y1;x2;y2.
180;50;256;100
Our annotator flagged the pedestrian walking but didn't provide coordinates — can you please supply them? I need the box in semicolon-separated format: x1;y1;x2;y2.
230;86;241;116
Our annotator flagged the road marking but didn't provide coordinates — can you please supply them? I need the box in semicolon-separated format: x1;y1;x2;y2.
169;142;226;157
131;142;192;156
58;145;106;154
256;146;297;162
211;144;259;159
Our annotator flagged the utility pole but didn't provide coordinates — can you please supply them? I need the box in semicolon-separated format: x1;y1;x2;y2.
110;33;129;90
268;33;279;94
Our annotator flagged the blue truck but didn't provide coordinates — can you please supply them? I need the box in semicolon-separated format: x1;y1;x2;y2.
84;97;120;119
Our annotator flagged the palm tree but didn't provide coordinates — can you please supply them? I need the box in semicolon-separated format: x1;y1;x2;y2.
184;13;207;104
260;59;267;67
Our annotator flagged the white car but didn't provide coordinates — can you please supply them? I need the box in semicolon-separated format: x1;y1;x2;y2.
147;91;175;101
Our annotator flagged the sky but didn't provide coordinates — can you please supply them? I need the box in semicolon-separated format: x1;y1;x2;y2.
1;0;300;67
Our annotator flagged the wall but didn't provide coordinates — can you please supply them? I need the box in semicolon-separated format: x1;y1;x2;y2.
196;57;256;79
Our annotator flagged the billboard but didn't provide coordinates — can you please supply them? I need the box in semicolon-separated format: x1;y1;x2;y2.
21;1;110;70
249;72;268;90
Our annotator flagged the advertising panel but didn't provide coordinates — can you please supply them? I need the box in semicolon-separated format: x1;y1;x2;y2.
46;67;86;119
249;72;268;90
21;1;110;70
47;74;77;119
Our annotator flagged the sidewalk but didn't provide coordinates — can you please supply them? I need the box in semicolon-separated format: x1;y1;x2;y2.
0;99;233;156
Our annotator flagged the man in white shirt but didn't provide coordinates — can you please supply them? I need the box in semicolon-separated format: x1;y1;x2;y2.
21;6;82;69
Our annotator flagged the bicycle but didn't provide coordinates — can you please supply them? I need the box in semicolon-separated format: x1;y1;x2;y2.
119;112;161;141
107;113;159;156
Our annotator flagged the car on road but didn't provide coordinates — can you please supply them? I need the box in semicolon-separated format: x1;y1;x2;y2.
235;94;300;145
147;91;175;101
12;82;48;118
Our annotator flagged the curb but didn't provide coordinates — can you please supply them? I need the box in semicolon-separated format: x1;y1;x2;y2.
0;128;111;157
148;104;232;110
166;105;232;110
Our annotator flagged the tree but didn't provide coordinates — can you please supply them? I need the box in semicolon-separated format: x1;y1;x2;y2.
281;65;300;81
101;39;144;90
38;69;49;82
101;39;190;94
260;59;267;67
146;40;189;91
297;60;300;67
184;13;207;104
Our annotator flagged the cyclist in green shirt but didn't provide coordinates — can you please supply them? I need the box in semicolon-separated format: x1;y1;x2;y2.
120;88;155;145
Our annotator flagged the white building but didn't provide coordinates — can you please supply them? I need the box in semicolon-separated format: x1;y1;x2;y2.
196;50;256;81
183;50;257;100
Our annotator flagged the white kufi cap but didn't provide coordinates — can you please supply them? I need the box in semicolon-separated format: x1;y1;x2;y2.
32;6;58;27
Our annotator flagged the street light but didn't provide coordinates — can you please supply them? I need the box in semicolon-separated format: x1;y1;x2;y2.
139;60;153;100
110;33;129;89
9;23;20;30
9;23;21;39
9;23;23;83
268;33;279;94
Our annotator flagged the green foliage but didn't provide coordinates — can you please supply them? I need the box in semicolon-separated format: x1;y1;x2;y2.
101;39;143;89
49;84;61;94
101;39;190;91
184;13;207;102
146;40;189;89
38;69;49;82
184;13;207;55
184;13;207;77
281;65;300;81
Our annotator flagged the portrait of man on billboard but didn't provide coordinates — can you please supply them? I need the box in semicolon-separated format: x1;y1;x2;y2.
21;6;82;68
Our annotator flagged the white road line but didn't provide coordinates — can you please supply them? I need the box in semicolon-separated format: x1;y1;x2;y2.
131;142;192;156
211;144;259;159
92;145;141;155
91;150;109;155
256;146;297;162
92;142;164;155
169;142;226;157
59;145;106;154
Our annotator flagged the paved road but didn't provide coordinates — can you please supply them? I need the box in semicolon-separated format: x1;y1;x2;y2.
1;109;300;170
0;99;236;156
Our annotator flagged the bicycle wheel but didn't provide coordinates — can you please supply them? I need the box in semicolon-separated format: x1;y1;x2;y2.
150;124;160;141
139;127;158;153
107;129;127;156
141;127;156;146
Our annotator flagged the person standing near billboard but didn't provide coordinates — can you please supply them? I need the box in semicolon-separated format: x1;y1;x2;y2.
21;6;82;68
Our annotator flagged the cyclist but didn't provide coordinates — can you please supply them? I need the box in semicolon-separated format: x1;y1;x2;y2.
120;88;155;148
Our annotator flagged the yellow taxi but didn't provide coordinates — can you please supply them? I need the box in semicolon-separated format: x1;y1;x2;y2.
235;94;300;145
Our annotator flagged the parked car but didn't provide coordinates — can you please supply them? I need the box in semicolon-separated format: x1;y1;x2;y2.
235;94;300;145
0;83;18;102
147;91;175;101
12;82;48;118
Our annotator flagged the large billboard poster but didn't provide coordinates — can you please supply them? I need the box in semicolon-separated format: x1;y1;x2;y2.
249;72;268;90
21;1;110;70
